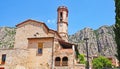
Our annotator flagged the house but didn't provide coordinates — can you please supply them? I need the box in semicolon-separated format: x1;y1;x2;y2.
0;6;85;69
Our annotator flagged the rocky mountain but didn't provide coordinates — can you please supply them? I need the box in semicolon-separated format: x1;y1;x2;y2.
69;25;117;57
0;27;15;49
0;26;117;57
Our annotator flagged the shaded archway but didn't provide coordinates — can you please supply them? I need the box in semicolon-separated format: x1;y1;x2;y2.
62;57;68;66
55;57;61;66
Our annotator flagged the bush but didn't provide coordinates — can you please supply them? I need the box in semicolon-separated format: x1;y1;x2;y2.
92;56;112;69
78;54;85;64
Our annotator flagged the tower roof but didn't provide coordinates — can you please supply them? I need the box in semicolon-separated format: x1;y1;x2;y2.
57;6;68;13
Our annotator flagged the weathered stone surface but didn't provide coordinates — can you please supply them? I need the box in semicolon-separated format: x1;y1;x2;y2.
0;49;29;69
69;25;117;57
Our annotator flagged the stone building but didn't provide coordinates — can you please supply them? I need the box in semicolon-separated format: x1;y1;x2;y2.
0;6;85;69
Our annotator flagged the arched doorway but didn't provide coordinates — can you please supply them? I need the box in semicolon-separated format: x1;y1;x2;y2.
55;57;61;66
62;57;68;66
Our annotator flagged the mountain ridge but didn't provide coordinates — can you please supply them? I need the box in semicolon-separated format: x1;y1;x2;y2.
69;25;116;57
0;25;117;57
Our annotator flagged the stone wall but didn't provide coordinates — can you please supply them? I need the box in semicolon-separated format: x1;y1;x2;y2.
14;21;48;49
0;49;29;69
74;64;85;69
54;41;75;69
27;37;54;69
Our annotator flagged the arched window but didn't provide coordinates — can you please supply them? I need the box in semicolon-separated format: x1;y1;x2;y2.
60;12;63;22
62;57;68;66
55;57;61;66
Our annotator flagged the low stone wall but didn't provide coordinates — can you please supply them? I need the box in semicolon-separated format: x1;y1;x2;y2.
74;64;85;69
55;66;70;69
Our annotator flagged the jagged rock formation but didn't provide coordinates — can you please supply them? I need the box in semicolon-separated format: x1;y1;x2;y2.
0;26;117;57
69;25;117;57
0;27;15;49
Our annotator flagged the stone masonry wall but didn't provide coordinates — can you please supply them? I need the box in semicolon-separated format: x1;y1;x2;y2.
14;21;48;49
27;38;54;69
0;49;29;69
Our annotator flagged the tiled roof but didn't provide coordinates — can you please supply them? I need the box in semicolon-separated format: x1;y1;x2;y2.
58;39;76;47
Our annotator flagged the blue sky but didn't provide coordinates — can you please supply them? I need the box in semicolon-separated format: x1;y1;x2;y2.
0;0;115;35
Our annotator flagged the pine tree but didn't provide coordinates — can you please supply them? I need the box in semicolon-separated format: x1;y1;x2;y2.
114;0;120;66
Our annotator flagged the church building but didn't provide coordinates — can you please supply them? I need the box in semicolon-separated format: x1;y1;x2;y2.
0;6;85;69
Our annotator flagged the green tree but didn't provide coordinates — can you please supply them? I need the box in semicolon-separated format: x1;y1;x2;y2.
114;0;120;66
92;56;112;69
78;54;85;64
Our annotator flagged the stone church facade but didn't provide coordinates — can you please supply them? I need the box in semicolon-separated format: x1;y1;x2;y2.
0;6;85;69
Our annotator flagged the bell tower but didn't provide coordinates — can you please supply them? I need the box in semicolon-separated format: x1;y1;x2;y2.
57;6;68;42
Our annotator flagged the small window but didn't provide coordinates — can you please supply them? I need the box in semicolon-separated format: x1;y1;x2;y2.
60;12;63;22
1;54;6;64
38;43;43;54
60;12;63;18
38;48;42;54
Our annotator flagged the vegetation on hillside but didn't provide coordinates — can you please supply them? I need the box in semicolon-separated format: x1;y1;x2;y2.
0;27;15;48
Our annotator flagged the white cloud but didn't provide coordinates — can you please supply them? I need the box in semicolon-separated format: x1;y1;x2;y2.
47;19;56;24
47;20;50;23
